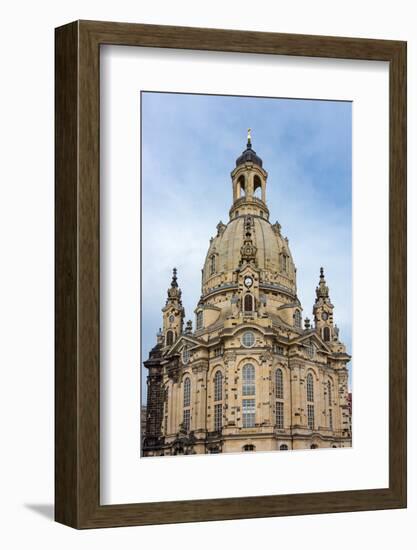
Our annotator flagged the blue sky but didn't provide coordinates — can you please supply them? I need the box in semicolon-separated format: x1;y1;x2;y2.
141;92;352;402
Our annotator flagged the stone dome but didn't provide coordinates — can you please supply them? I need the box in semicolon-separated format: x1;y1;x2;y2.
201;215;297;298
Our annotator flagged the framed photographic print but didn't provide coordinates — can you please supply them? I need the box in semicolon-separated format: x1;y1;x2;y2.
55;20;407;528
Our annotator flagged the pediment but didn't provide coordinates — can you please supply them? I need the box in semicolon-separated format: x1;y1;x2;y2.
167;334;201;355
293;331;331;353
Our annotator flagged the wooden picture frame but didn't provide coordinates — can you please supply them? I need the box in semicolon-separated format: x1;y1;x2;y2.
55;20;407;528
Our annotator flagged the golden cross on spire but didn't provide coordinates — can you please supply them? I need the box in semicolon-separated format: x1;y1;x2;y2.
247;128;252;144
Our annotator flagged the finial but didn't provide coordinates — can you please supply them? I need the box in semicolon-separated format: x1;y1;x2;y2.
171;267;178;288
247;128;252;148
315;266;329;300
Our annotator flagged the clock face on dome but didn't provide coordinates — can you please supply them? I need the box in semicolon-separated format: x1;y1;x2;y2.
321;312;329;321
244;276;253;288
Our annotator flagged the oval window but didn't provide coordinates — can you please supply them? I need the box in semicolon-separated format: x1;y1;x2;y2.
242;331;255;348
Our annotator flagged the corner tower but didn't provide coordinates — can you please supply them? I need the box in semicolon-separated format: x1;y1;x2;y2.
162;268;185;348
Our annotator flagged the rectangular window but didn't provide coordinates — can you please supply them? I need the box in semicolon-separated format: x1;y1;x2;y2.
307;404;314;430
274;344;284;356
213;346;222;357
242;399;256;428
164;415;168;434
214;403;222;431
329;408;333;431
276;401;284;429
183;409;190;432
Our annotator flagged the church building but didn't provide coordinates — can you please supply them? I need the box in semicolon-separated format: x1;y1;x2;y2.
143;132;352;456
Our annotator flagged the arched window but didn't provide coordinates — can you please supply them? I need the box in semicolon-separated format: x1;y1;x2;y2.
280;444;289;451
294;309;302;328
253;175;262;199
310;444;318;449
183;377;191;407
306;373;314;430
323;326;330;341
242;364;255;396
243;444;255;452
244;293;254;312
306;373;314;403
275;368;283;399
237;174;245;197
166;330;174;346
210;254;216;275
214;371;223;402
196;310;203;330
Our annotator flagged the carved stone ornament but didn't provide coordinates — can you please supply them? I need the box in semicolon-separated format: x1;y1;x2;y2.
223;350;237;364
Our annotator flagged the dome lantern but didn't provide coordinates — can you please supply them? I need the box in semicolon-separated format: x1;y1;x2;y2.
230;130;269;220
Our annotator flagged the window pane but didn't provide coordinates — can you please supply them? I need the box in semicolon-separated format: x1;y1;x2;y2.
214;403;222;431
242;398;255;427
307;373;314;402
275;368;283;399
276;401;284;429
244;294;253;312
183;377;191;407
214;371;223;401
274;344;284;356
183;409;190;432
307;404;314;430
242;364;255;396
242;331;255;347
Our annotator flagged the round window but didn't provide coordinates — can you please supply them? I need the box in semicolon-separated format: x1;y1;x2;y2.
169;314;175;323
242;331;255;348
